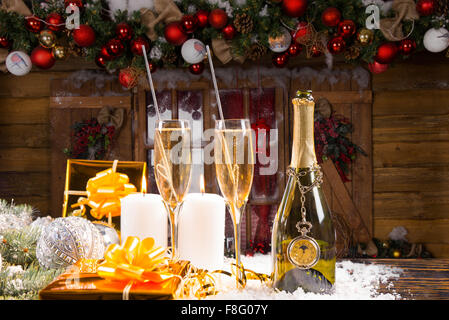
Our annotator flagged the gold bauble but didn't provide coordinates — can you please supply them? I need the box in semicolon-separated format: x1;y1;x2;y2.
52;45;67;60
393;250;401;258
357;28;374;46
39;30;56;48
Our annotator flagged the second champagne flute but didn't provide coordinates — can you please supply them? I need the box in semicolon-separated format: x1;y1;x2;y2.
154;120;192;259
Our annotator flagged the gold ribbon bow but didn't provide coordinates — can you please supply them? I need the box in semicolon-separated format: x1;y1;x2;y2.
211;38;246;65
0;48;8;73
140;0;183;41
380;0;419;41
0;0;32;15
97;107;124;129
70;160;137;221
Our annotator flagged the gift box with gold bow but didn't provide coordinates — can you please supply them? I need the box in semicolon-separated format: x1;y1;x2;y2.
62;159;147;225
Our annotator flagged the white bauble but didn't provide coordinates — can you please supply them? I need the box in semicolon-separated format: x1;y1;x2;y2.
268;27;292;53
423;28;449;53
181;39;206;64
6;51;32;76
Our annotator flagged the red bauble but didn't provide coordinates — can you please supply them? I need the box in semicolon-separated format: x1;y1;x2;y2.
31;46;55;69
164;22;188;46
327;36;346;54
189;62;204;75
64;0;84;10
222;24;237;40
416;0;435;16
368;61;389;74
321;7;341;27
105;38;124;58
116;23;133;41
100;45;113;61
292;21;311;43
272;53;289;68
0;36;12;49
287;42;302;56
208;9;228;29
375;42;398;64
338;20;356;38
73;25;96;47
398;39;416;55
119;68;138;89
25;16;44;33
130;37;150;56
181;15;199;34
95;55;106;68
195;10;209;28
148;62;157;73
282;0;308;18
46;13;65;32
310;44;322;57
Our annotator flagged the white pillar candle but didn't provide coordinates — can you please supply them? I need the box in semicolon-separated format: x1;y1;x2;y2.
178;193;226;270
120;193;168;248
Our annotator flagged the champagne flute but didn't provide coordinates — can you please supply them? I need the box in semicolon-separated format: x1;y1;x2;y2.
154;120;192;259
214;119;254;288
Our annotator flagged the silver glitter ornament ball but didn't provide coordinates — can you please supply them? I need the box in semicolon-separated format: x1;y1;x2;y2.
36;216;105;269
93;222;120;249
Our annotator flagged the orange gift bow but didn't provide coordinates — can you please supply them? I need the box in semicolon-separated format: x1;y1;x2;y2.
71;160;137;220
97;237;174;284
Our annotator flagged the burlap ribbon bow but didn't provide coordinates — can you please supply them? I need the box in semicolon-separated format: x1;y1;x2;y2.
380;0;419;41
140;0;183;41
211;38;246;65
97;107;124;129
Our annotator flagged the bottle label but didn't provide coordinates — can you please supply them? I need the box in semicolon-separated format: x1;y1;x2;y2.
287;235;320;269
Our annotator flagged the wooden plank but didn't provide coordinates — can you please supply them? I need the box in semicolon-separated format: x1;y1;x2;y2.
0;72;71;97
0;97;49;124
424;244;449;258
374;141;449;168
0;172;50;196
0;148;50;172
373;90;449;116
11;195;50;216
312;90;372;104
352;103;373;235
49;96;131;109
0;124;49;148
373;113;449;142
374;167;449;192
374;219;449;244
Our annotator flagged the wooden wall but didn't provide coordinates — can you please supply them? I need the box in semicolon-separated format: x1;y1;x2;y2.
372;55;449;258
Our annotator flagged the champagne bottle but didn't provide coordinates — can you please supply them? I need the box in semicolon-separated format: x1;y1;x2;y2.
271;90;336;293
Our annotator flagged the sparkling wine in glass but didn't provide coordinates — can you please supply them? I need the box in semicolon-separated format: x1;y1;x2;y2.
154;120;192;259
214;119;254;288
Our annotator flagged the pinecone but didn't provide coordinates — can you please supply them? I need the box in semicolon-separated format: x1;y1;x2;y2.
234;13;254;34
344;45;360;61
247;42;267;61
435;0;449;16
161;51;178;65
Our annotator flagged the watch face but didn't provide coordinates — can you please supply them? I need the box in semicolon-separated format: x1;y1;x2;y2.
287;236;320;269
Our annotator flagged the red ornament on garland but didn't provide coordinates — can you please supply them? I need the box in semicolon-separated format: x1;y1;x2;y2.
327;36;346;54
398;39;416;55
0;36;12;49
272;53;289;67
416;0;435;16
181;15;199;34
164;22;188;46
321;7;341;27
25;16;44;33
130;37;150;56
282;0;308;18
375;42;398;64
119;67;139;89
64;0;84;10
208;9;228;29
116;23;133;41
195;10;209;28
73;25;96;47
222;24;237;40
100;45;113;61
46;13;65;32
95;55;106;68
31;46;55;69
310;44;322;57
189;62;204;75
368;61;389;74
287;42;302;56
105;38;124;58
338;20;356;38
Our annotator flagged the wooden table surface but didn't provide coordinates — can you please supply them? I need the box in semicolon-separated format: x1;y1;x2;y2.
355;259;449;300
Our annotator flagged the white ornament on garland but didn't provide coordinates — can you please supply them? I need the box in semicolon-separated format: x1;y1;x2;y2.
181;38;206;64
5;51;32;76
423;28;449;53
268;27;292;53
